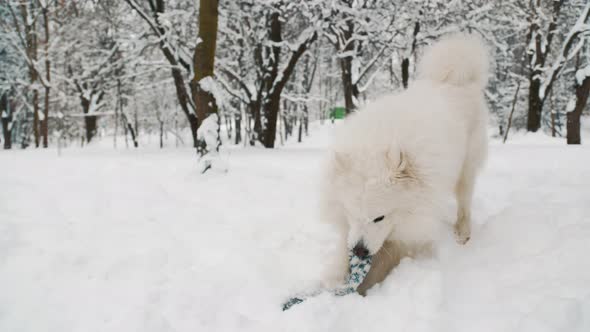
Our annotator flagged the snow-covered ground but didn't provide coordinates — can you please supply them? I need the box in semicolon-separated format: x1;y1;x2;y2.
1;125;590;332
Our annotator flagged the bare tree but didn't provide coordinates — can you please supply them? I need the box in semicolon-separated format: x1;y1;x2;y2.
525;0;564;132
217;1;320;148
124;0;200;147
8;2;41;147
540;2;590;143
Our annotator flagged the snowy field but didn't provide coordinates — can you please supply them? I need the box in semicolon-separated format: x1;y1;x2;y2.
1;125;590;332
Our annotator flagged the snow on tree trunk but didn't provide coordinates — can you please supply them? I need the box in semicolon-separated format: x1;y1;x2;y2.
80;90;103;144
196;113;221;173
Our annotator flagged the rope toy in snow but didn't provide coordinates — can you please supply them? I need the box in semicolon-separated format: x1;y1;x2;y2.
282;252;372;311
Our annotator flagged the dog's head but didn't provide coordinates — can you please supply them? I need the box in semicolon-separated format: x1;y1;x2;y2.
329;148;423;256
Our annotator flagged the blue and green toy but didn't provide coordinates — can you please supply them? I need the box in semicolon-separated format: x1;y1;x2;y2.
282;252;372;311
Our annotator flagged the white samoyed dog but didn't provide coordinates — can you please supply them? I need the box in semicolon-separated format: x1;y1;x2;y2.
320;34;489;294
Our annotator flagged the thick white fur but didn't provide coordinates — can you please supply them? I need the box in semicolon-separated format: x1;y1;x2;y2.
320;34;489;289
418;34;489;89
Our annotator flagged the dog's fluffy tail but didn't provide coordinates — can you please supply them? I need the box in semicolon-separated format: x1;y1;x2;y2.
417;33;489;88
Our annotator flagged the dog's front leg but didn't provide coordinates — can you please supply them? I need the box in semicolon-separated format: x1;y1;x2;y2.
318;197;350;289
320;231;349;289
356;241;404;295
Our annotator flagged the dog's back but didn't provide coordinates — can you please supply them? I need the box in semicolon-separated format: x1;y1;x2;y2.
331;34;489;191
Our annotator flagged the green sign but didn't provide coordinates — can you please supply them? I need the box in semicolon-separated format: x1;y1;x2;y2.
330;107;346;119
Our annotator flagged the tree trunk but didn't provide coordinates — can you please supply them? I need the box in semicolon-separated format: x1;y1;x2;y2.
527;77;543;132
84;116;97;143
19;2;40;148
284;116;291;139
567;76;590;145
133;102;139;140
41;6;50;148
20;121;30;149
81;93;99;143
339;19;358;115
283;100;292;139
503;82;521;143
279;112;285;146
401;21;420;90
331;3;358;115
159;120;164;148
340;56;358;115
251;99;261;145
234;113;241;145
401;58;410;89
115;79;122;148
123;112;138;148
225;115;232;140
191;0;220;161
33;91;40;147
297;117;303;143
302;103;309;139
170;68;198;147
1;94;12;150
550;90;556;137
82;97;97;143
261;95;280;148
2;116;13;150
128;124;138;147
259;11;282;148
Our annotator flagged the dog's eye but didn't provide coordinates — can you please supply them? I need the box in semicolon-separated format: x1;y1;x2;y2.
373;215;385;223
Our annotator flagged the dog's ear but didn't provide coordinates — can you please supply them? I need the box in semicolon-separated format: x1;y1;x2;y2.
386;149;419;184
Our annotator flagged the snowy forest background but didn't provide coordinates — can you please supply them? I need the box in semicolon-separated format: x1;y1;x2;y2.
2;2;590;331
1;0;589;154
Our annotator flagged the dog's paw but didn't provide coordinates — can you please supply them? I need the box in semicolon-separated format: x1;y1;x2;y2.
454;220;471;245
319;259;349;289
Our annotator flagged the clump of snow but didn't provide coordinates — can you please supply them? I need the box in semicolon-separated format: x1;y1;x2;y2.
567;98;577;113
199;76;226;108
196;113;224;173
197;113;220;152
576;65;590;86
1;125;590;331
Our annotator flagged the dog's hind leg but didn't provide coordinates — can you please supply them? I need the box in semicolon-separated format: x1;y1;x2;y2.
454;163;477;244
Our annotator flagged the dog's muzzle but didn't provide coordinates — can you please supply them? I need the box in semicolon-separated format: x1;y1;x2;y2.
352;241;370;258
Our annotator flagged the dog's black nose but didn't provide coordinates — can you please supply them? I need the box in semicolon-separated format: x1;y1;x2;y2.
353;242;369;258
